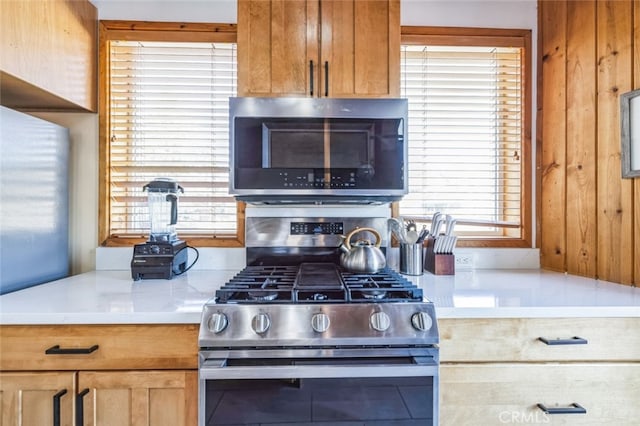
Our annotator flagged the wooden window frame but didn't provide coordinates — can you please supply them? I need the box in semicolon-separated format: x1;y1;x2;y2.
397;26;533;248
98;20;244;247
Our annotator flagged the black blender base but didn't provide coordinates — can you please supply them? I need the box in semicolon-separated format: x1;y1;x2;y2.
131;240;188;280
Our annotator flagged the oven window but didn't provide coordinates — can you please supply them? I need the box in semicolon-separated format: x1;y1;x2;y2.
205;377;434;425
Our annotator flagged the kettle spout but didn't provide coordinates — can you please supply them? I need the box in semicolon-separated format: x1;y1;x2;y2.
337;242;350;255
337;235;350;254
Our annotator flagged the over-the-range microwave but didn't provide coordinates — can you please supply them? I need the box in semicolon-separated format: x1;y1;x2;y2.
229;97;408;204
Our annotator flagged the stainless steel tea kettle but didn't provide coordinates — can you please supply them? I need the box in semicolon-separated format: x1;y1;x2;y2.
338;227;386;273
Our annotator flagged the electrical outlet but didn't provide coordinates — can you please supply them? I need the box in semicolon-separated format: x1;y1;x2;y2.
455;254;474;270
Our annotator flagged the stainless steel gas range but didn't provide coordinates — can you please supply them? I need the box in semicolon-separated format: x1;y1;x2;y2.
198;213;439;426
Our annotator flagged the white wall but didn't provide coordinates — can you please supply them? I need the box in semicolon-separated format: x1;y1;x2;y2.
83;0;538;271
402;0;536;29
91;0;536;28
30;112;99;274
92;0;237;22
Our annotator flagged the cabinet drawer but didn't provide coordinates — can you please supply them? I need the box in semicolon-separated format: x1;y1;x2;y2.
439;317;640;362
0;324;199;370
441;363;640;426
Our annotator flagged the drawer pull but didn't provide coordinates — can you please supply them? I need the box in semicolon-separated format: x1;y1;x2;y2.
324;61;329;96
53;389;67;426
45;344;99;354
538;336;587;345
537;403;586;415
76;388;90;425
309;60;314;96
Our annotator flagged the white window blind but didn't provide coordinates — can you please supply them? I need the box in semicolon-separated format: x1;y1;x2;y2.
108;40;237;237
400;44;522;237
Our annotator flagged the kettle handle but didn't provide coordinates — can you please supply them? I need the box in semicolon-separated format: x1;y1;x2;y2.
344;227;382;250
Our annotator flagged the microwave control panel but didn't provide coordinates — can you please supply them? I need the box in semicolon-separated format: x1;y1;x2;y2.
279;171;360;188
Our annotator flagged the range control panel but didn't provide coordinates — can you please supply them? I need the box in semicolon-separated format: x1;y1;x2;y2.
290;222;344;235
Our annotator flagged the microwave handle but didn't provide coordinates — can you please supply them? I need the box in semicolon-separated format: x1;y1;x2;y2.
309;60;314;96
324;61;329;97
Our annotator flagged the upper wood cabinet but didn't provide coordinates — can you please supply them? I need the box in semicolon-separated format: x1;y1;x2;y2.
0;0;97;111
237;0;400;98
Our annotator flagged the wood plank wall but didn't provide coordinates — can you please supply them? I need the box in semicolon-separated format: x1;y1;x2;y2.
539;0;639;286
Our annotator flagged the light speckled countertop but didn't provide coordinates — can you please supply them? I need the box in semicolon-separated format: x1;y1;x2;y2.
0;269;639;325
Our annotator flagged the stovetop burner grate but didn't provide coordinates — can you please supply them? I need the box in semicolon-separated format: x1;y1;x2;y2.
215;264;423;304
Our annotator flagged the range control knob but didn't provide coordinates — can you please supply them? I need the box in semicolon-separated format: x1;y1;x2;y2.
370;311;391;332
411;312;433;331
311;313;330;333
251;313;271;334
208;312;228;334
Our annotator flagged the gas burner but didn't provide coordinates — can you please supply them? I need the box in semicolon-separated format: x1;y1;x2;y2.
361;289;387;300
215;263;423;304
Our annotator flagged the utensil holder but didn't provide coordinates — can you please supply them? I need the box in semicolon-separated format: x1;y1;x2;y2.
399;243;424;275
423;237;455;275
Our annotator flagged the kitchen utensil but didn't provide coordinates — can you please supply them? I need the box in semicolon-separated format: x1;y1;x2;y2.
445;215;456;236
404;219;419;243
338;227;386;273
434;237;443;254
387;218;406;244
406;228;419;244
448;236;458;253
430;212;441;234
399;242;423;275
416;225;429;244
432;216;445;237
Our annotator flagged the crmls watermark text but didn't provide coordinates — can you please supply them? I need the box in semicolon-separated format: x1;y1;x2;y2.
499;411;550;424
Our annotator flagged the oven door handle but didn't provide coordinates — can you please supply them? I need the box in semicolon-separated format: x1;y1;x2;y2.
200;358;438;380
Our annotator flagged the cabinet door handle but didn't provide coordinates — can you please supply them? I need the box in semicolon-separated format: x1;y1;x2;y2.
538;336;588;345
309;60;314;96
76;388;90;425
537;403;586;415
53;389;67;426
45;344;99;354
324;61;329;97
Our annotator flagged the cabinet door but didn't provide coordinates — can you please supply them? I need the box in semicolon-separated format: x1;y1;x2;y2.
320;0;400;98
0;372;75;426
238;0;319;97
441;363;640;426
0;0;97;110
77;370;196;426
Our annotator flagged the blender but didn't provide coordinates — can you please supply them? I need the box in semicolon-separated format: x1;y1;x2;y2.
131;178;188;280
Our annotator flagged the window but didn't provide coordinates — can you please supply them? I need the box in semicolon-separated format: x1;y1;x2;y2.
399;27;532;247
99;21;241;247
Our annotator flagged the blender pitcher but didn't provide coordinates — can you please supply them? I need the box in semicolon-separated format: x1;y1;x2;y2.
144;178;184;242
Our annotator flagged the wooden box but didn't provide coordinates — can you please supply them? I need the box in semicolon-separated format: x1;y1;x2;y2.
423;237;455;275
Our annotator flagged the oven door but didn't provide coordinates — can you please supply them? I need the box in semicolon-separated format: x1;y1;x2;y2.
199;348;439;426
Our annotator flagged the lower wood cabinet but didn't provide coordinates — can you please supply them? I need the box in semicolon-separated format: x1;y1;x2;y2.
0;325;199;426
439;317;640;426
441;363;640;426
0;370;196;426
0;372;76;426
77;370;197;426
